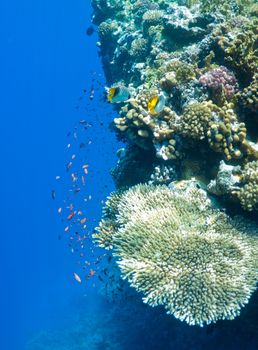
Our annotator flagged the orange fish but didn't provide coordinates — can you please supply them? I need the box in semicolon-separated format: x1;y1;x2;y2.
89;269;95;276
67;212;75;220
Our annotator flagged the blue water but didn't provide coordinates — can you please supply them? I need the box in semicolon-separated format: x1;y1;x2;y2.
1;1;258;350
0;1;118;349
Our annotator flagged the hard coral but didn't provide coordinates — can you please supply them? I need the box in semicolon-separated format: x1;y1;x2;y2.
180;101;212;140
206;103;247;160
215;18;258;83
95;181;258;326
237;160;258;211
180;101;247;160
114;87;181;160
237;73;258;113
199;66;238;99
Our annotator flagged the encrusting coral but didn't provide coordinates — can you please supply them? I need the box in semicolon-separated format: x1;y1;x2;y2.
94;181;258;326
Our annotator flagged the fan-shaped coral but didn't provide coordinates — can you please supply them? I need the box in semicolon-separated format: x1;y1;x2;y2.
95;182;258;326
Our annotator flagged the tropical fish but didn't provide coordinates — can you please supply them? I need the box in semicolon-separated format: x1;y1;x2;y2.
107;86;130;103
67;211;75;220
147;94;166;115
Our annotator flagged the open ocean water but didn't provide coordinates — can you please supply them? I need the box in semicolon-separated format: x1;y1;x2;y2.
1;1;258;350
1;1;117;349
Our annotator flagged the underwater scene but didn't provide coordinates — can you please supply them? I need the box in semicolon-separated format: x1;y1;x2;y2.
1;0;258;349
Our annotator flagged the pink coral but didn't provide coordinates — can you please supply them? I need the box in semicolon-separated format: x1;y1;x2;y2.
199;66;238;98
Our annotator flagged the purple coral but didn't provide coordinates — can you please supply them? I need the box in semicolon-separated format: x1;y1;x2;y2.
199;66;238;98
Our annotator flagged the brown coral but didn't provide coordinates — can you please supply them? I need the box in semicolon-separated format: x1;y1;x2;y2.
237;160;258;211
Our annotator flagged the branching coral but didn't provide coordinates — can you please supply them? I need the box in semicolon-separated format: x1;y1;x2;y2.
206;103;247;160
237;73;258;113
199;66;238;99
95;182;258;326
180;101;212;140
160;60;198;90
197;0;257;17
180;101;247;160
237;160;258;211
114;87;181;160
215;18;258;82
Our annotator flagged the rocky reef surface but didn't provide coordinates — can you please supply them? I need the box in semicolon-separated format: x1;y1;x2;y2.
92;0;258;328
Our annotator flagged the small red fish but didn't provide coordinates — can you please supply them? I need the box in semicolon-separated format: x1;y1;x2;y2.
89;269;95;276
67;211;75;220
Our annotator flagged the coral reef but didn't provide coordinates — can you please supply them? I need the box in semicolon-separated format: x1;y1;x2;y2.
92;0;258;329
94;181;258;326
237;73;258;113
237;160;258;211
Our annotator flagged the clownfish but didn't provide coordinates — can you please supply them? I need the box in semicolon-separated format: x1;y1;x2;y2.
147;94;166;115
107;86;130;103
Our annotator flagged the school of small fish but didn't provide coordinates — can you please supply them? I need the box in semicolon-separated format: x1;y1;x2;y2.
53;71;120;287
